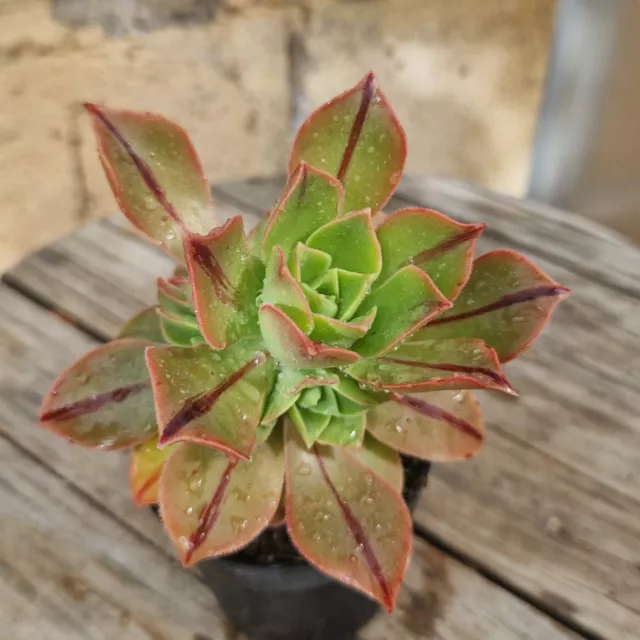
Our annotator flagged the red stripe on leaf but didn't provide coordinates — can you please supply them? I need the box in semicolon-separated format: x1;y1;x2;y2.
336;73;375;182
188;236;236;308
40;382;149;422
134;468;162;505
84;104;181;224
380;357;515;394
408;224;486;267
428;285;570;327
159;353;266;444
313;445;393;610
185;457;238;564
392;392;482;441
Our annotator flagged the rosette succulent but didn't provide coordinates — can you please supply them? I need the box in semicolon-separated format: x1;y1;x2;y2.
39;74;569;611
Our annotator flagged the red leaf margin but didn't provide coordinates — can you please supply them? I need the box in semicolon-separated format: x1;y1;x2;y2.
288;72;407;213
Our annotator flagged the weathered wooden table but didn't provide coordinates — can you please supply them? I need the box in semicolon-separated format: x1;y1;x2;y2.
1;175;638;640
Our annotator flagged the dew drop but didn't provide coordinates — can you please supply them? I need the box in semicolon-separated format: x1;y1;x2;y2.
296;462;312;476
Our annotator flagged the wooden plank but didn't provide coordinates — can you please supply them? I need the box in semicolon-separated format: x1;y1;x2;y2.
211;178;640;638
0;285;576;639
5;176;638;637
0;435;234;640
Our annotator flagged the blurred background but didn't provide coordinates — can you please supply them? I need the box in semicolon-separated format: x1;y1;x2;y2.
1;0;637;272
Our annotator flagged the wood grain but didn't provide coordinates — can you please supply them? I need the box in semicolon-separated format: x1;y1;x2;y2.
4;175;638;638
0;289;575;638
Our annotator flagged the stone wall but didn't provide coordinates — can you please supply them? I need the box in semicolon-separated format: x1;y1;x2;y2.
0;0;555;271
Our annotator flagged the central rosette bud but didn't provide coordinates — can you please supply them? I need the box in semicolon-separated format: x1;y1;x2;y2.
254;165;386;448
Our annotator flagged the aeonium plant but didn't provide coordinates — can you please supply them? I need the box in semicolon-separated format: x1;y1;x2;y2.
39;73;568;611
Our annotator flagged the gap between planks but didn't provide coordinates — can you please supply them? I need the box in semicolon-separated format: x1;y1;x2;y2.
0;183;601;639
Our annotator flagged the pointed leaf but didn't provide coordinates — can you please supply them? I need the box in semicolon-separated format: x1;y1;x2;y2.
310;309;376;348
289;404;331;448
85;104;213;260
185;216;262;350
255;420;278;446
348;337;515;394
158;310;206;347
146;342;275;459
334;373;385;407
130;436;176;505
308;386;341;416
301;283;339;317
259;304;359;369
262;163;343;260
289;243;332;285
352;265;451;357
157;278;197;326
40;339;156;449
316;413;366;448
160;437;284;566
307;210;382;276
248;212;270;258
159;275;191;302
263;246;314;334
367;390;484;462
290;73;407;213
119;307;166;343
336;270;374;321
262;369;339;424
315;268;340;299
376;208;484;299
348;434;403;494
285;422;412;611
414;250;570;362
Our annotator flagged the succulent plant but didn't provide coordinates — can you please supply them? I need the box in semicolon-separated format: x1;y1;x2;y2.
39;74;568;611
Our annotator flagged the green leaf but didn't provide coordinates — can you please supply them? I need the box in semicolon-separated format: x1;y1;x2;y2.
316;413;366;447
289;243;332;285
315;268;340;299
119;307;166;343
259;304;359;369
248;212;270;258
348;337;515;395
262;369;339;423
185;216;262;350
289;404;331;448
85;104;214;261
336;394;369;416
336;270;374;321
301;284;339;317
413;250;570;362
307;386;341;416
290;73;407;214
352;265;451;357
306;210;382;276
160;437;284;566
367;390;484;462
309;309;376;348
334;373;385;407
157;278;197;327
262;246;314;334
40;339;156;450
158;310;206;347
130;436;176;505
262;163;343;261
146;342;275;459
376;208;484;299
298;387;323;409
285;422;412;611
348;434;403;494
255;420;278;446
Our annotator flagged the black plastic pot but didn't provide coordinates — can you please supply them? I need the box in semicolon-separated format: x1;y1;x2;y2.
195;457;431;640
199;556;379;640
